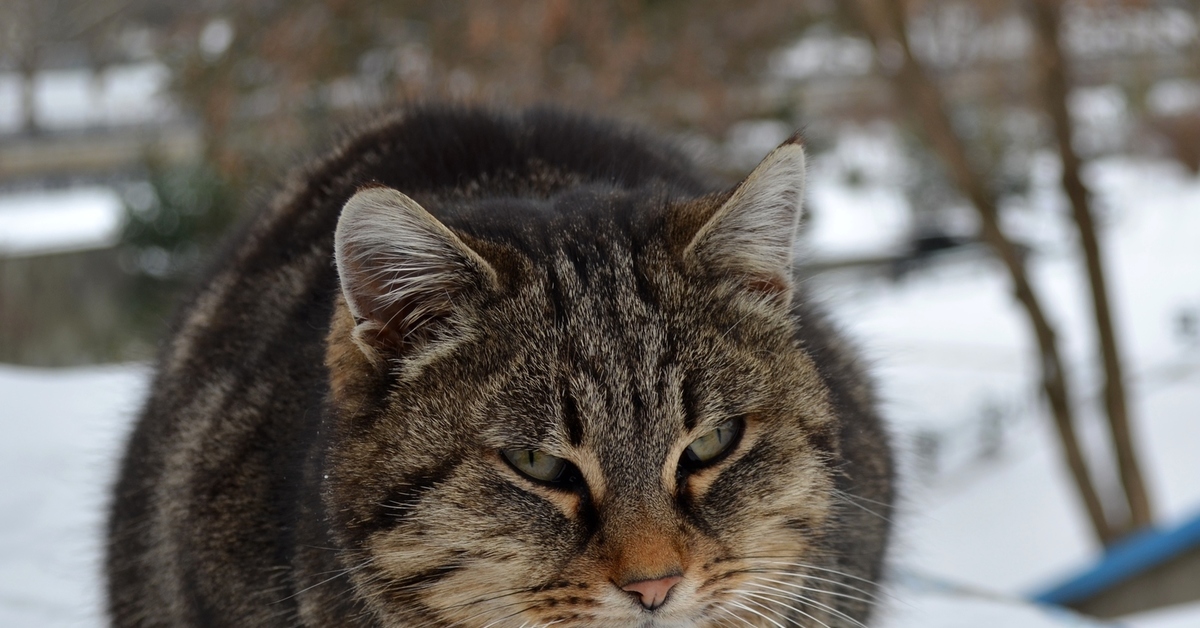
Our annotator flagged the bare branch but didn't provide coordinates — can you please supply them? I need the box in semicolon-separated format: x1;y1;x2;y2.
1027;0;1152;534
848;0;1117;543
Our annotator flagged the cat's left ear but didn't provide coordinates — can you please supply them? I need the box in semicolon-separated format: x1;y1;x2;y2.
685;134;806;306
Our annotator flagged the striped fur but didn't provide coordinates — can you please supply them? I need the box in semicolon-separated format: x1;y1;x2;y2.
107;105;894;627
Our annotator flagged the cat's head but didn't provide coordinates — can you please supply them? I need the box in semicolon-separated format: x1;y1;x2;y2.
324;137;851;626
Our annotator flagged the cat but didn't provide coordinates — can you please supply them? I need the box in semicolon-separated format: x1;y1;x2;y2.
106;105;894;627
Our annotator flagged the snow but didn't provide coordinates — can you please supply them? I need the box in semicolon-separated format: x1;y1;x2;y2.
879;578;1113;628
1147;80;1200;117
0;62;173;133
1;140;1199;625
804;149;1200;624
773;6;1197;80
0;187;125;257
805;125;912;259
771;33;874;79
0;364;148;627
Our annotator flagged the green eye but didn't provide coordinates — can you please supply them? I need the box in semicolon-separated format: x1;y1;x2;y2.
682;418;744;468
501;449;575;484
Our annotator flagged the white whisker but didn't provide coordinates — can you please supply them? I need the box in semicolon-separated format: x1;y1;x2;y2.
716;603;759;628
748;570;885;603
273;556;375;603
728;598;790;628
743;580;869;628
747;576;877;607
736;589;834;628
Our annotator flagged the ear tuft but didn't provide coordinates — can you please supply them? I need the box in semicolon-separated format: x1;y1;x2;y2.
685;138;806;304
334;187;496;360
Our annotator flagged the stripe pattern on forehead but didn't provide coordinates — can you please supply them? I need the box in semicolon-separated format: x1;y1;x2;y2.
541;232;689;495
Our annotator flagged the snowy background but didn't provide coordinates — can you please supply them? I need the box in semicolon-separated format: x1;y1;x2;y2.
3;130;1199;626
2;4;1200;623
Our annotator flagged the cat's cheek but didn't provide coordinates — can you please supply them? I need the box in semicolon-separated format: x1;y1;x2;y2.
522;485;583;521
696;440;835;536
357;491;587;602
485;457;590;522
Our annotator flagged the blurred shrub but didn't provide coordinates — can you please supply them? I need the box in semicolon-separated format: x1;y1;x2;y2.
118;159;242;343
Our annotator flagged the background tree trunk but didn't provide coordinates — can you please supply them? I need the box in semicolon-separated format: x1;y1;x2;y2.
848;0;1118;543
1027;0;1152;534
20;66;39;135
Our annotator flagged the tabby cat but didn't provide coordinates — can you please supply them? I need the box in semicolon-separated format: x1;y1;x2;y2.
107;106;893;627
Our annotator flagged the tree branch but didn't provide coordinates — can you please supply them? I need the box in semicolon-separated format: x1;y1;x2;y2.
848;0;1117;543
1027;0;1152;533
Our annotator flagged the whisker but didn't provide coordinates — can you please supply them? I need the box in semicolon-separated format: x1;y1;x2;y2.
831;489;892;510
831;490;894;523
735;589;834;628
717;566;884;604
272;556;375;604
744;570;886;603
724;557;888;597
708;604;745;628
440;586;534;612
742;581;869;628
473;601;543;628
728;598;789;628
403;594;533;628
747;575;878;606
716;603;759;628
741;558;882;588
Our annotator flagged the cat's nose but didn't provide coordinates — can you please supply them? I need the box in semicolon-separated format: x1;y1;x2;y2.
621;574;682;610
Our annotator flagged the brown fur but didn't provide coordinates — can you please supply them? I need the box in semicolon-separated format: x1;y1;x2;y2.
107;105;893;627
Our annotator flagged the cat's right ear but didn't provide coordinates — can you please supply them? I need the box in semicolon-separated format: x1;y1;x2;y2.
334;186;497;363
682;135;806;308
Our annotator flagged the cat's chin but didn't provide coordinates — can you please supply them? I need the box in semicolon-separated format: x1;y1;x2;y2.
619;614;739;628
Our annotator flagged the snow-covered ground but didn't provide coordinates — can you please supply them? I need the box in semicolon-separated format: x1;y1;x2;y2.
0;187;125;257
0;63;173;133
1;141;1198;625
802;142;1200;625
0;364;147;627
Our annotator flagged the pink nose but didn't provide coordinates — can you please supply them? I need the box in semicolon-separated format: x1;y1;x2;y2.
621;574;682;610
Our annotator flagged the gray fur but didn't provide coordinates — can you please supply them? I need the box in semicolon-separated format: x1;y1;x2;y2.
107;106;893;627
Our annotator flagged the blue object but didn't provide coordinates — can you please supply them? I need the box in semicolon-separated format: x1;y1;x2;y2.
1032;510;1200;605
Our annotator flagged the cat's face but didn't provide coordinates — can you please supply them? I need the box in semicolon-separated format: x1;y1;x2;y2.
324;139;858;626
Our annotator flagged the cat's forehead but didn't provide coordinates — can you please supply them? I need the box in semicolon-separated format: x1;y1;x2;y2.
464;186;750;454
440;183;678;255
495;275;725;457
